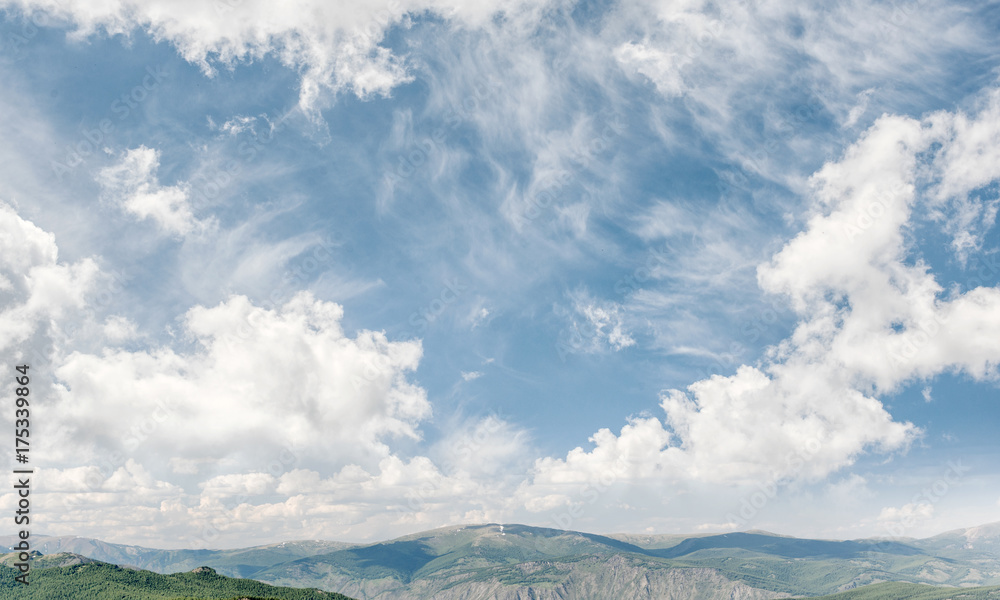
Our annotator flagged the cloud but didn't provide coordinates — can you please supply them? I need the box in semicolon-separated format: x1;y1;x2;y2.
926;89;1000;264
0;202;99;355
606;0;993;195
98;146;213;237
614;41;688;99
557;289;636;359
825;473;872;505
520;90;1000;502
758;106;1000;391
0;200;536;546
33;418;534;546
696;522;739;531
878;502;935;525
461;370;483;381
47;292;430;472
1;0;550;118
843;88;875;129
102;315;138;342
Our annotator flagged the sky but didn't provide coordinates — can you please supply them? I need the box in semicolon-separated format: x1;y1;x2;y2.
0;0;998;549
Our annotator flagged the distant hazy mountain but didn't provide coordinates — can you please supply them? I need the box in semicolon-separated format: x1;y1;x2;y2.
0;552;355;600
912;522;1000;560
10;523;1000;600
0;534;354;578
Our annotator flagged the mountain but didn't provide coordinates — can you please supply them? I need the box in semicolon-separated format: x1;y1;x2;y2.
912;522;1000;560
248;523;1000;599
252;524;782;600
0;535;354;578
0;552;356;600
792;581;1000;599
12;523;1000;600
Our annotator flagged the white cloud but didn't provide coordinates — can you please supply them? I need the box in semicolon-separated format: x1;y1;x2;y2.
48;292;430;471
614;41;688;98
431;415;531;481
758;106;1000;391
520;90;1000;505
558;289;636;357
696;522;739;531
824;473;872;505
465;299;493;329
1;0;550;118
33;420;533;546
606;0;992;196
927;89;1000;264
843;88;875;129
0;202;98;354
0;201;536;545
461;370;483;381
878;502;935;524
27;290;533;545
102;315;138;342
98;146;212;237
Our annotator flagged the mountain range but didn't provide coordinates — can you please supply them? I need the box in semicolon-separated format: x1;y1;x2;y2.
5;522;1000;599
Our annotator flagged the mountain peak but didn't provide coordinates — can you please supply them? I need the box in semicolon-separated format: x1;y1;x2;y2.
191;566;217;575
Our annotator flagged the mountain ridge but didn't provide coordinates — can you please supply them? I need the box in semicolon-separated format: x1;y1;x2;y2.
7;522;1000;600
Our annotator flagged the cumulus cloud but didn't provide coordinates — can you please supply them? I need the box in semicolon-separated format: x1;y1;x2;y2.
0;203;98;355
520;90;1000;504
98;146;213;237
0;202;534;546
23;289;527;545
47;292;432;474
32;422;533;546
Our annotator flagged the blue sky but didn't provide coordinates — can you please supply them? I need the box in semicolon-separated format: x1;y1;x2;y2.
0;0;998;547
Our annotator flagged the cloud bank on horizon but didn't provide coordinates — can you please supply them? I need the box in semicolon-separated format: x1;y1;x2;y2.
0;0;998;546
